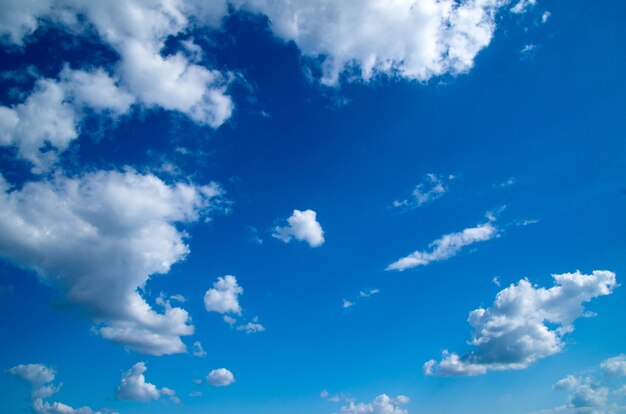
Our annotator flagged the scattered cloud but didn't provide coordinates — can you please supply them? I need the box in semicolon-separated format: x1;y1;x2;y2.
236;321;265;334
337;394;410;414
192;341;207;358
0;170;224;355
601;355;626;377
393;173;450;209
424;270;617;376
492;276;501;287
204;275;243;316
116;362;178;403
273;209;325;247
343;288;380;310
387;219;498;271
206;368;235;387
494;177;516;188
542;11;552;24
521;44;537;54
510;0;537;14
8;363;107;413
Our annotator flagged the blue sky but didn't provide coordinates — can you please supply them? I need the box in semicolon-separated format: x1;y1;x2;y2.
0;1;625;413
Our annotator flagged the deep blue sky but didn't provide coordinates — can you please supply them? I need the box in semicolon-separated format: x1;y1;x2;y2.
0;1;625;413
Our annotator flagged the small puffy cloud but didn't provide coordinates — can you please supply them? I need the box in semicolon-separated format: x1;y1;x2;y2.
116;362;177;403
338;394;409;414
600;354;626;377
0;170;224;355
359;288;380;298
342;299;355;309
8;363;105;413
424;270;617;376
393;173;450;209
541;11;551;24
192;341;207;358
206;368;235;387
272;209;325;247
387;221;497;271
204;275;243;315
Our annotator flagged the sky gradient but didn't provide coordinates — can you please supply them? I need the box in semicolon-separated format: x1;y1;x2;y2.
0;1;625;413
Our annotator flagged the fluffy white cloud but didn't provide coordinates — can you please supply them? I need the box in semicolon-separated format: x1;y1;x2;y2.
393;173;450;209
0;79;78;172
510;0;536;14
0;0;233;130
59;67;135;114
424;270;617;376
206;368;235;387
601;355;626;377
0;169;224;355
272;209;325;247
387;221;497;271
116;362;177;403
8;363;105;414
236;0;509;85
338;394;409;414
204;275;243;315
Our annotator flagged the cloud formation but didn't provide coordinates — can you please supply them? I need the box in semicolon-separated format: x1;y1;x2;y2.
116;362;178;403
337;394;410;414
206;368;235;387
0;169;224;355
237;0;510;85
204;275;244;315
387;220;497;271
273;209;325;247
424;270;617;376
393;173;450;209
8;363;105;413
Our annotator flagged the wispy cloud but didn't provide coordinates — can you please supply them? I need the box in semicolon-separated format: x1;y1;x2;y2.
393;173;451;210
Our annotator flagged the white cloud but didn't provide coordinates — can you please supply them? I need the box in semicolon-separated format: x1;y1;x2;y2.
204;275;243;315
0;0;233;130
60;66;135;114
272;209;325;247
359;288;380;298
387;221;498;271
116;362;177;403
192;341;207;358
236;321;265;334
338;394;409;414
393;173;449;209
8;363;105;414
510;0;536;14
541;11;551;24
0;169;224;355
206;368;235;387
601;355;626;377
424;270;617;376
343;299;355;309
0;79;78;172
236;0;510;85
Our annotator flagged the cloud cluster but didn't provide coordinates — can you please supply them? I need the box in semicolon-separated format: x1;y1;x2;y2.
237;0;511;85
116;362;178;403
337;394;410;414
204;275;265;333
8;363;106;413
0;0;233;170
272;209;325;247
387;220;497;271
393;173;450;209
0;169;225;355
424;270;617;376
